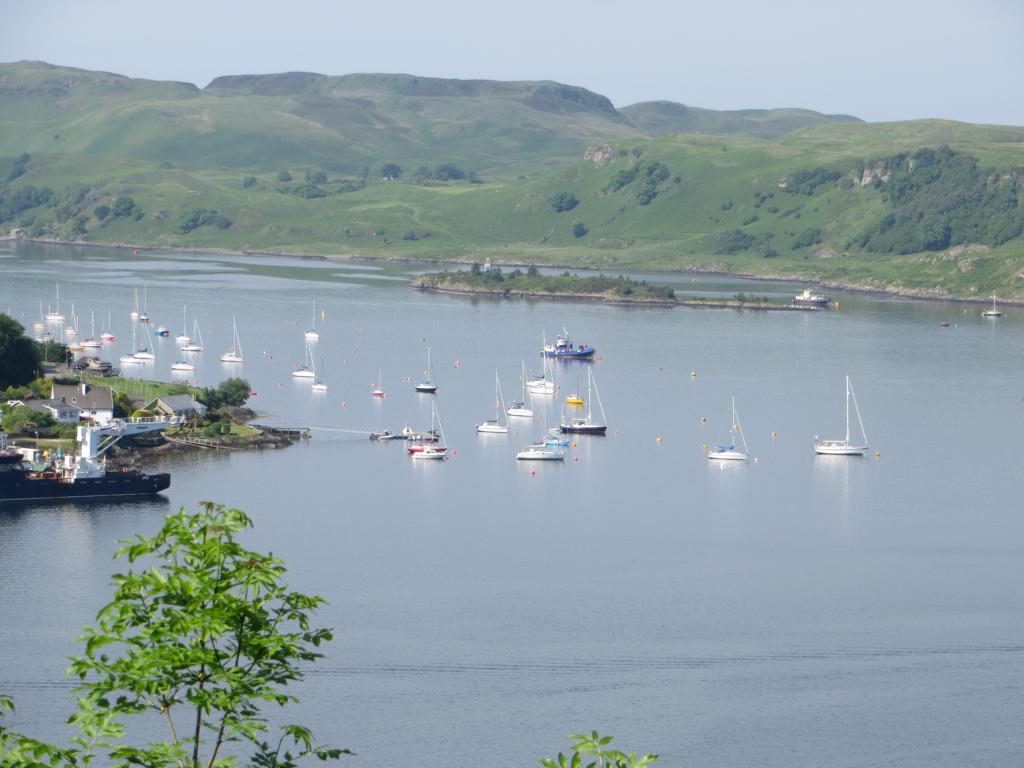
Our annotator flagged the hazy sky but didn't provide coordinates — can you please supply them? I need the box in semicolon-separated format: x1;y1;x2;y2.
6;0;1023;125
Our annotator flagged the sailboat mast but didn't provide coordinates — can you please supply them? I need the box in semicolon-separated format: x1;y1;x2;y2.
845;375;851;444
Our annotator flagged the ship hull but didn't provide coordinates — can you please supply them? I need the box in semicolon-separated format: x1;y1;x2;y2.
0;471;171;502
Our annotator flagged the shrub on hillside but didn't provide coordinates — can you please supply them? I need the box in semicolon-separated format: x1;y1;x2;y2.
793;228;823;248
714;229;758;254
784;168;841;196
573;222;588;238
177;208;232;234
549;191;579;213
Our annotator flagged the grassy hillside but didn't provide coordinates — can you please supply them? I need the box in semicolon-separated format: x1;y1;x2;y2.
621;101;861;140
2;63;1024;298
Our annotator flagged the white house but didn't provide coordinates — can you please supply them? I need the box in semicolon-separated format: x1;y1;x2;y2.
51;383;114;423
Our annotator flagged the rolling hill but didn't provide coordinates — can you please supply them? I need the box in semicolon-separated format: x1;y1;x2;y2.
2;61;1024;298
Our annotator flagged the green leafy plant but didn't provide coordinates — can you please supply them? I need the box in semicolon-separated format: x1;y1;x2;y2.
541;731;657;768
1;503;349;768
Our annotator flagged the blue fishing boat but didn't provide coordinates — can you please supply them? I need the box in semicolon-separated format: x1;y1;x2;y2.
542;328;595;359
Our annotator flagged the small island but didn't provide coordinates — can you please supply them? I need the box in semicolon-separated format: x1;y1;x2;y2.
412;266;816;311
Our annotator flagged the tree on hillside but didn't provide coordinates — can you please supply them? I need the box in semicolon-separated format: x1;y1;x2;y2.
572;222;588;238
305;169;327;184
0;503;348;768
380;163;402;181
277;170;292;182
242;175;258;189
112;194;137;218
0;314;41;389
549;191;579;213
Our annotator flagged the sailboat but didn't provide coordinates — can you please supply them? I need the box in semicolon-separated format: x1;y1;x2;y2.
707;396;749;461
982;292;1002;317
526;354;554;395
560;368;607;435
566;366;584;406
181;319;204;352
45;285;64;322
220;317;245;363
312;352;328;392
813;375;868;456
507;361;535;418
175;306;192;344
477;371;509;433
138;285;149;323
170;360;196;372
119;322;145;365
411;402;448;460
130;288;140;320
304;300;320;341
371;370;385;398
101;310;116;342
80;311;102;349
292;339;317;379
64;304;78;338
33;303;45;333
414;347;438;393
517;393;565;460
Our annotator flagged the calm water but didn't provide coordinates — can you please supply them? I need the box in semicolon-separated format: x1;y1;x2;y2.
2;242;1023;766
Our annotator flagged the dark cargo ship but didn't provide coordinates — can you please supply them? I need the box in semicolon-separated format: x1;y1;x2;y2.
0;417;179;503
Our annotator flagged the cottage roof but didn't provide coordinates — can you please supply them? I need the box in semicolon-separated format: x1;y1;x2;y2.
51;383;114;411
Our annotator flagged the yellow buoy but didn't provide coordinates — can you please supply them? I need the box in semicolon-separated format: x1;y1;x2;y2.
875;451;881;458
771;431;777;439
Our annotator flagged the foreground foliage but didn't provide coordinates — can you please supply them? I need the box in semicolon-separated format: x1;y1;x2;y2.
0;503;347;768
541;731;657;768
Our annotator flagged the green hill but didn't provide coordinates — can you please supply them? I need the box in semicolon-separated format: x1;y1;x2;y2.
2;61;1024;298
621;101;861;140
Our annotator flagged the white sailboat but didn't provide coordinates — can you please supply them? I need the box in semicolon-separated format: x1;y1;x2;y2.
80;311;102;349
312;353;328;392
982;292;1002;317
371;369;385;398
138;285;149;323
181;319;204;352
220;317;245;363
175;306;192;344
292;339;317;379
33;302;45;333
411;402;448;460
304;300;320;341
130;288;140;320
414;347;438;393
560;368;607;435
119;323;145;366
814;375;868;456
507;361;535;418
45;285;64;322
526;354;554;395
171;360;196;372
707;396;749;461
517;391;565;460
477;371;510;433
64;304;78;338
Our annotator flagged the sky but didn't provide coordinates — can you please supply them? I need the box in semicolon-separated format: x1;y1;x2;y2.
5;0;1024;125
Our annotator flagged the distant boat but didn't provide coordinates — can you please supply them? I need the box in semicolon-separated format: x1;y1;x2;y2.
220;317;245;363
120;323;146;365
181;319;204;352
64;304;77;338
80;311;102;349
372;369;385;398
45;284;64;322
138;285;149;323
542;327;595;359
560;368;607;435
792;288;830;306
101;310;116;341
814;375;868;456
171;360;196;372
565;367;584;407
707;396;749;461
526;352;554;395
130;288;140;320
544;427;569;447
516;443;565;461
507;361;534;418
304;300;320;341
477;371;509;434
414;347;438;393
154;325;170;337
175;306;192;344
292;338;317;379
411;402;448;460
33;302;45;333
982;292;1002;317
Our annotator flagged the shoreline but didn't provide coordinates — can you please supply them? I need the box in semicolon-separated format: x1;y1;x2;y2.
4;235;1009;307
412;283;819;311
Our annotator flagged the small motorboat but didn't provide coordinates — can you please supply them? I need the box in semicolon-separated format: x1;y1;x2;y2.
516;443;565;461
792;288;830;306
